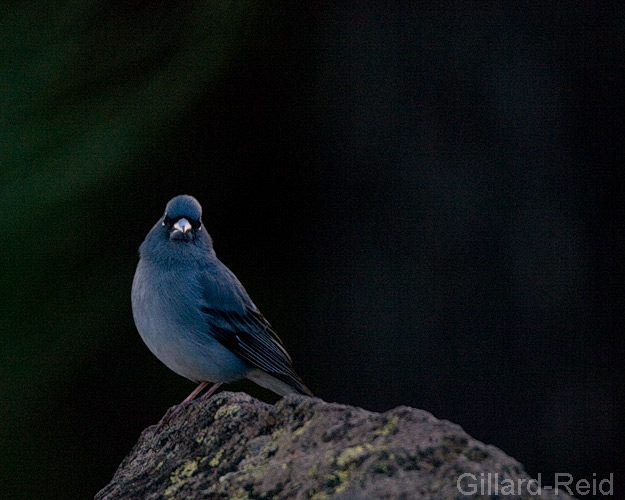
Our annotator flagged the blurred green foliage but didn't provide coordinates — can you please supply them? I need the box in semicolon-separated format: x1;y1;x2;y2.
1;2;262;498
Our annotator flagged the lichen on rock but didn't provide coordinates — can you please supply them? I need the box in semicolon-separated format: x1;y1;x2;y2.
95;392;575;500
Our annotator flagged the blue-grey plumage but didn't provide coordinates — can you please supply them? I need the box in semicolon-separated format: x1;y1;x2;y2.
131;195;312;403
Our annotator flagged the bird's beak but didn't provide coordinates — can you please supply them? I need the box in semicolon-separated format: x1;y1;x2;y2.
171;218;193;239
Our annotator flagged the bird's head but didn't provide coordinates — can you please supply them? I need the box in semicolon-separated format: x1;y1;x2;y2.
162;195;203;242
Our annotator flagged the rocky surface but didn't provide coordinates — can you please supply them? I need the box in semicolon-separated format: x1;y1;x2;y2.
96;392;574;499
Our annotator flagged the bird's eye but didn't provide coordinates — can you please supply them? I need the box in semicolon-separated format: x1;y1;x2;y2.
163;216;173;227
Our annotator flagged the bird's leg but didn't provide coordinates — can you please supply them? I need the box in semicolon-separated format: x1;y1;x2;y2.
197;382;222;401
181;381;211;403
156;381;220;431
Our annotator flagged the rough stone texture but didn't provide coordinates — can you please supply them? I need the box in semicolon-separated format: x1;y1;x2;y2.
96;392;574;500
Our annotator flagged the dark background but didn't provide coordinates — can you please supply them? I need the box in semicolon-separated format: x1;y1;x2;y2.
1;2;623;499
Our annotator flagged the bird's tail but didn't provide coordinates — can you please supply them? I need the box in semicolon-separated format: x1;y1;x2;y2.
247;369;313;397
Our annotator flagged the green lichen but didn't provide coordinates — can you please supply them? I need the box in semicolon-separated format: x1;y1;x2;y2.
315;442;397;497
374;461;389;474
164;459;199;497
369;448;398;476
222;487;250;500
240;461;269;481
261;441;279;459
271;428;285;441
374;414;399;436
208;448;224;467
336;445;371;469
194;427;216;446
214;403;241;419
325;470;350;492
219;460;287;499
310;492;328;500
292;420;311;438
335;476;351;494
230;493;250;500
371;458;396;476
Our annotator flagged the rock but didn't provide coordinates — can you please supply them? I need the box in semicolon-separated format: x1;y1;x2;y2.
95;392;574;500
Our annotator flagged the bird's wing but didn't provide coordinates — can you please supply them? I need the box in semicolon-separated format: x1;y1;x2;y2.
201;305;309;394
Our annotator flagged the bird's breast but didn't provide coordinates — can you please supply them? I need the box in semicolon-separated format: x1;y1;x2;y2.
131;260;249;383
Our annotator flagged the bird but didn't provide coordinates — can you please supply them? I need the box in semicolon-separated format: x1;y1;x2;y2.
131;194;312;410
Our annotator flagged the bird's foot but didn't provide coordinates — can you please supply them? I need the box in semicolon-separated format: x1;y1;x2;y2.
155;402;190;432
154;381;223;432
